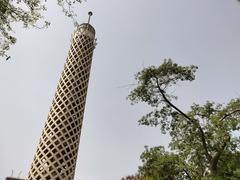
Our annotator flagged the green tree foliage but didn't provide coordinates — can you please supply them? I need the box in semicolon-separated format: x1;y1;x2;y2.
127;59;240;179
0;0;82;59
138;146;189;180
121;175;143;180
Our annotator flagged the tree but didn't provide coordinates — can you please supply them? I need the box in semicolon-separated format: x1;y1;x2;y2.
121;175;143;180
126;59;240;179
0;0;82;59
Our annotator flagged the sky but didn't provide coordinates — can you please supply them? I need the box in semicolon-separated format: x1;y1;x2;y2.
1;0;240;179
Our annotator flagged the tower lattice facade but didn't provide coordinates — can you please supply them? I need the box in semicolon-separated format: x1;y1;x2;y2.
28;23;96;180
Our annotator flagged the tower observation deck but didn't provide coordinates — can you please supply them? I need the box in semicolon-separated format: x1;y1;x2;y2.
28;17;96;180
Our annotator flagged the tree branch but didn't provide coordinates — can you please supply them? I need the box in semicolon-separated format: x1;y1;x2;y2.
154;78;191;121
154;77;212;162
209;137;229;175
220;109;240;121
183;169;192;180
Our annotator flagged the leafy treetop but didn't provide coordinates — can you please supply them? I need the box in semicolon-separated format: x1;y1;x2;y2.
127;59;240;179
0;0;82;59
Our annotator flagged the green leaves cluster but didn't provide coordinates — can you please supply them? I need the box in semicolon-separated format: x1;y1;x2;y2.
0;0;82;59
127;60;240;179
138;146;187;180
128;59;197;107
57;0;82;19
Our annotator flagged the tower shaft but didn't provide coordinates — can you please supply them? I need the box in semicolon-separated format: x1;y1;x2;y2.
28;23;95;180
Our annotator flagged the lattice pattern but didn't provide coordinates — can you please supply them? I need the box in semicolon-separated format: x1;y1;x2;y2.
28;24;95;180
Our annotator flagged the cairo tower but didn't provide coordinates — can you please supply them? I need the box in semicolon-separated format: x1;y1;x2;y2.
28;12;96;180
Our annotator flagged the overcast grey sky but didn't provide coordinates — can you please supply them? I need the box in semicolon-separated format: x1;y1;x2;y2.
1;0;240;179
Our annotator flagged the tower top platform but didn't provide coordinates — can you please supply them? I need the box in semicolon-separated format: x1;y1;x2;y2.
75;23;95;39
78;23;95;34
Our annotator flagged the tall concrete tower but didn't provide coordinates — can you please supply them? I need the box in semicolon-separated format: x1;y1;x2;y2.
28;13;96;180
